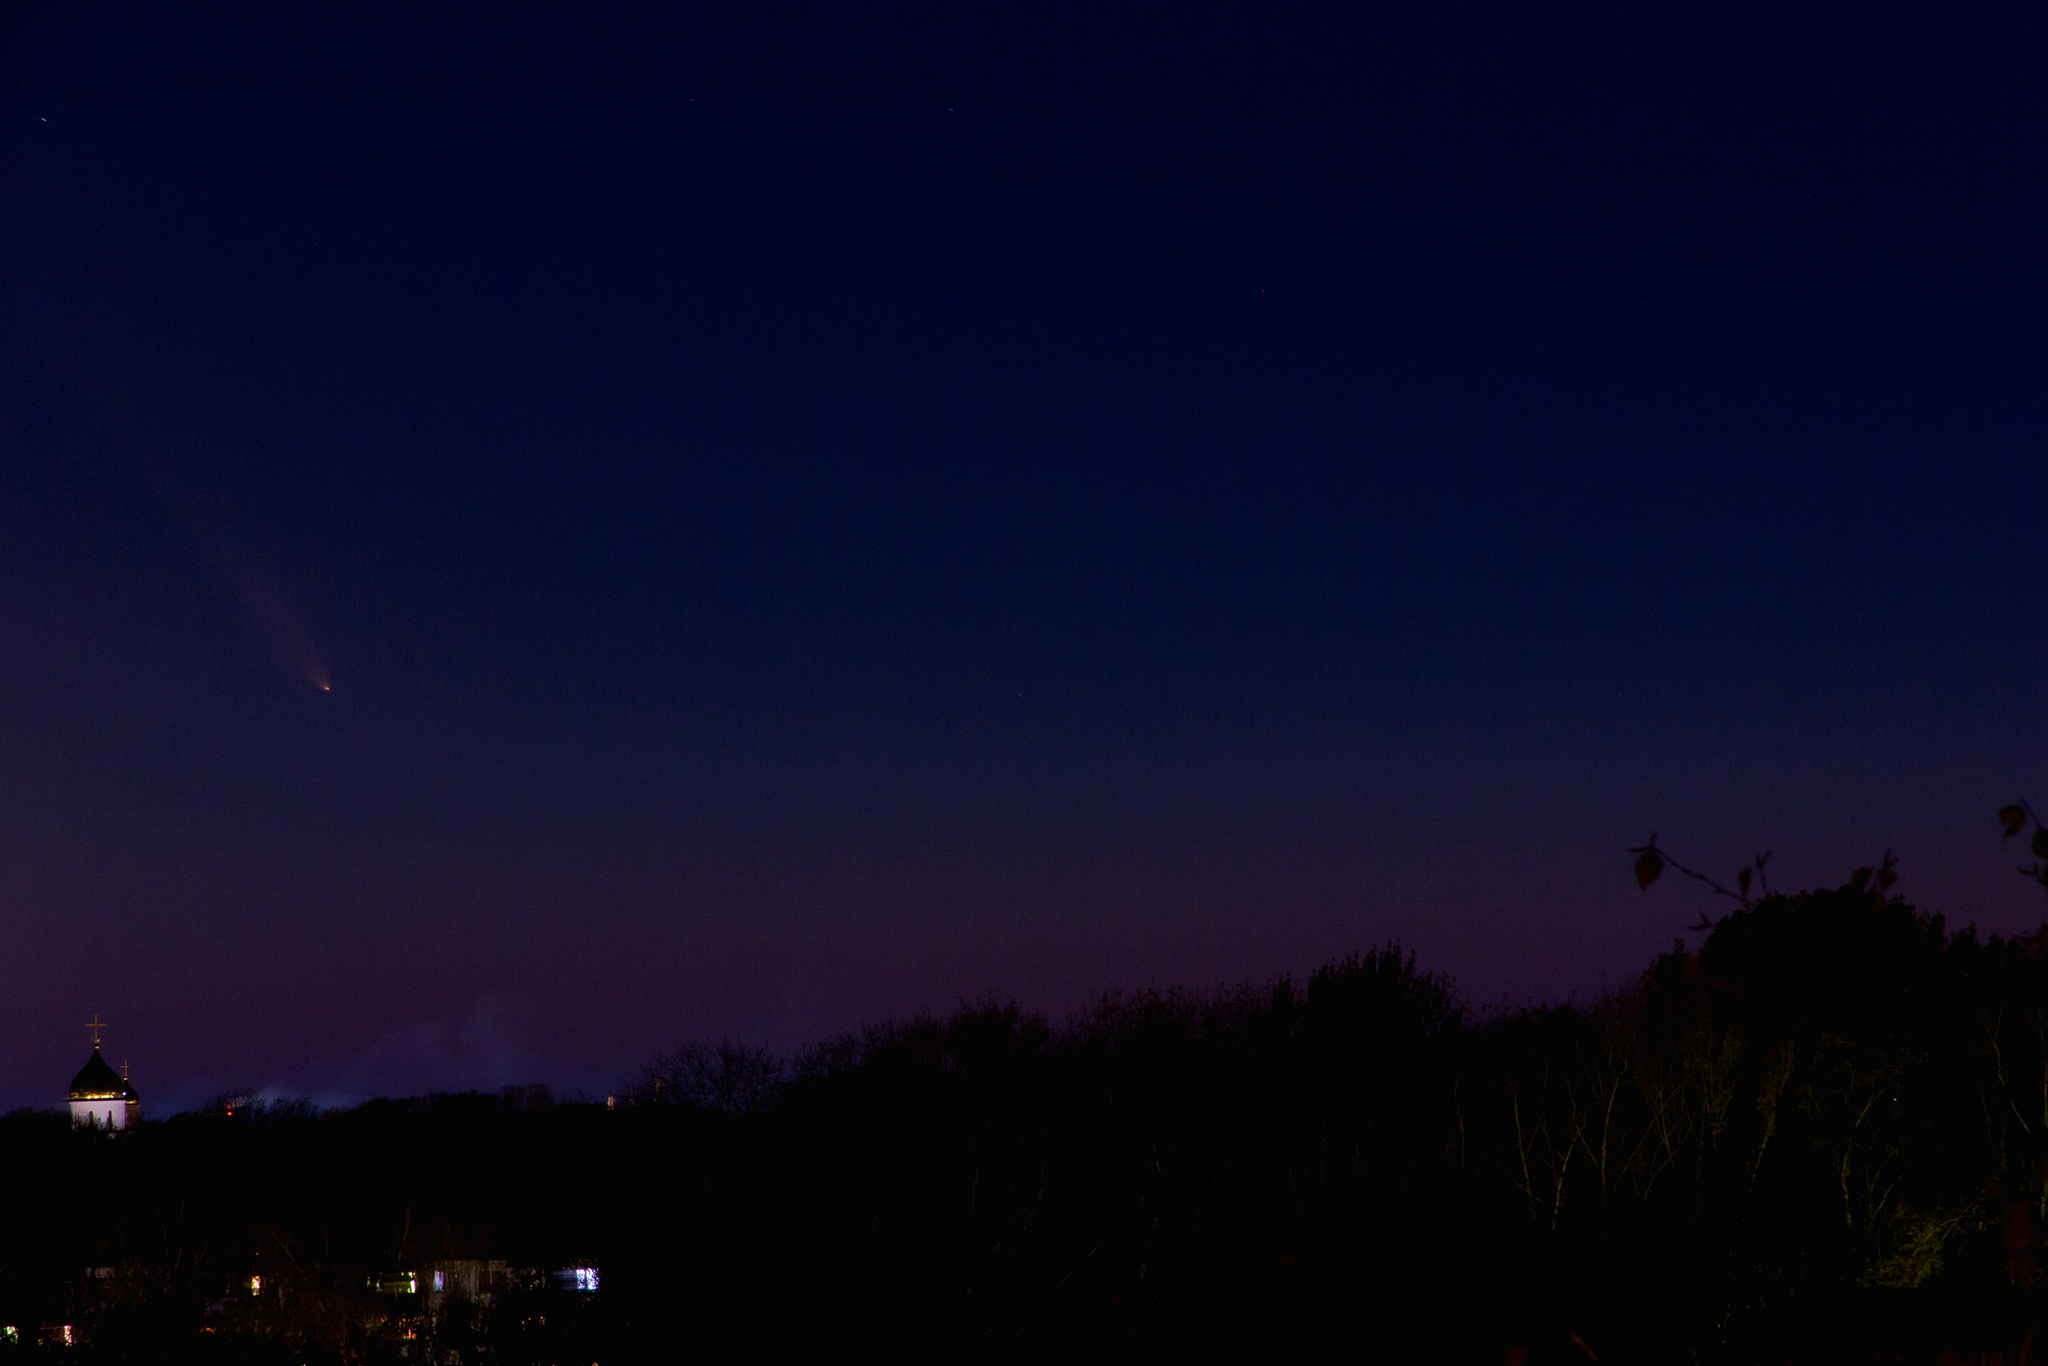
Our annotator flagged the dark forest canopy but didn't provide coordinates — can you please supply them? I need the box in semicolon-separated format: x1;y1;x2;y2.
7;894;2048;1362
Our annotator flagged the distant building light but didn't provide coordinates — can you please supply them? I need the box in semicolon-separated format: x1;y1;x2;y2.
1;1327;16;1344
248;1275;261;1293
432;1271;444;1292
552;1266;600;1292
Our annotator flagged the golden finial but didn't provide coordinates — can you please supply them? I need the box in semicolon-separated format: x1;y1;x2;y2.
84;1015;107;1048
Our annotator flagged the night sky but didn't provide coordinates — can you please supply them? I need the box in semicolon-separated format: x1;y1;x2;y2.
4;4;2045;1113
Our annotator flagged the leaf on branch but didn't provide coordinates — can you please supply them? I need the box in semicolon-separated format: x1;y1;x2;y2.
2032;829;2048;862
2001;804;2029;840
1635;848;1664;891
1851;867;1872;894
1737;867;1752;898
1878;867;1897;891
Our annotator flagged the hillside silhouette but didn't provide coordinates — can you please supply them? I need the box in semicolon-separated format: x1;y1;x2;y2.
5;890;2046;1361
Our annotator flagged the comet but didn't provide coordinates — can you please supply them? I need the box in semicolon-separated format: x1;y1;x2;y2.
145;472;336;695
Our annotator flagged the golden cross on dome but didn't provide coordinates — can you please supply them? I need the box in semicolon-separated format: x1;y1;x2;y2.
84;1015;106;1047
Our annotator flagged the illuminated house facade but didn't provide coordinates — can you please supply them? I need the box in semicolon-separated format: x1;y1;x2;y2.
69;1046;140;1130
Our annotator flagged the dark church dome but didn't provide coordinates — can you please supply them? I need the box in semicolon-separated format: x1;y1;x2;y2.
70;1047;128;1101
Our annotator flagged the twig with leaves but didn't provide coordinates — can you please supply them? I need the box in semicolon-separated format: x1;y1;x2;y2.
1998;802;2048;903
1628;834;1775;930
1629;835;1900;929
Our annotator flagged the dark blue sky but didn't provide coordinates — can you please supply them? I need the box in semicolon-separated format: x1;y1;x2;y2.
3;4;2045;1111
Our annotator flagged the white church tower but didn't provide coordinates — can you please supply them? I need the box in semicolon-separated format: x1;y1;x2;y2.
69;1017;140;1130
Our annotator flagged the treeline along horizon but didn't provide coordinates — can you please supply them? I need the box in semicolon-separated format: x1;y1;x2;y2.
5;888;2048;1362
